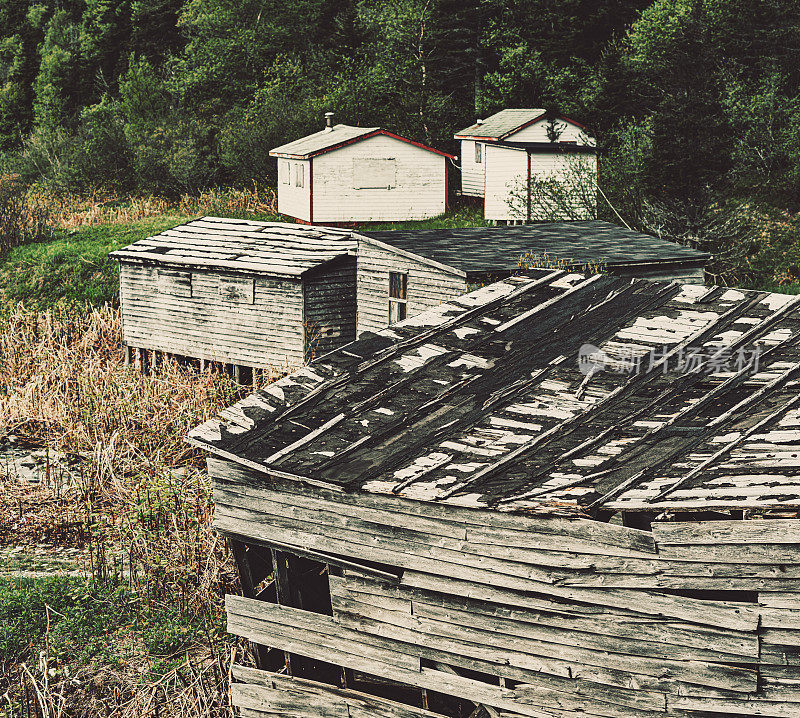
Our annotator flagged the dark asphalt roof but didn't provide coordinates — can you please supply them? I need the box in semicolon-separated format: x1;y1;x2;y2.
360;221;710;276
492;140;597;154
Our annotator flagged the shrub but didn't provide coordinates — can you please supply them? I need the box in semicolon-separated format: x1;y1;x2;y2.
0;174;56;256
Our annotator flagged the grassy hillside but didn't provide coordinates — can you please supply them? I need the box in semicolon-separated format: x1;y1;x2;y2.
0;206;486;311
0;216;190;310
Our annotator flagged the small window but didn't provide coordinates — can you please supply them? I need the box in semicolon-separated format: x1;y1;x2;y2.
295;162;304;187
474;142;482;164
388;271;407;324
281;160;290;184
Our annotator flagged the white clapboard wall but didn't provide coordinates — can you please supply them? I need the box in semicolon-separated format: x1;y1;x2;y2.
312;134;447;223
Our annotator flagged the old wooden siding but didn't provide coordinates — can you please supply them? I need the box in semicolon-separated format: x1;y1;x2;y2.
312;135;447;222
277;158;311;222
212;459;800;718
613;263;706;285
459;140;485;197
484;146;598;222
119;263;305;367
303;258;357;361
356;239;466;336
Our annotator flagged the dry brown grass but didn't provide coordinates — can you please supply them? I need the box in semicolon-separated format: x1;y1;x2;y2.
0;305;284;717
36;184;278;232
14;647;236;718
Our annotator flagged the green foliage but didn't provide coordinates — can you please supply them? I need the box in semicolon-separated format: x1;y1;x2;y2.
0;215;188;309
0;573;220;668
0;0;798;230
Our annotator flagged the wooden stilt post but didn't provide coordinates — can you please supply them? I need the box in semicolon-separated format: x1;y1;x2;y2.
231;540;272;670
270;548;294;676
124;345;131;367
139;348;149;375
234;364;242;385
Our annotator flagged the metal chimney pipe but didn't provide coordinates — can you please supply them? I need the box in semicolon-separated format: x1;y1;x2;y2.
325;112;334;131
476;119;484;125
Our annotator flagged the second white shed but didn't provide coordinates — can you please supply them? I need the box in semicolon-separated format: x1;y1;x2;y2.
270;114;455;224
455;109;597;222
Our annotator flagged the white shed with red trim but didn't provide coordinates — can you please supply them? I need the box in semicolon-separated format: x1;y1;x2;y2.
455;109;593;199
270;116;455;224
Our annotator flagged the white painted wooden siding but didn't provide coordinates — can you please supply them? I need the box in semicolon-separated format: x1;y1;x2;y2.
484;145;528;221
484;145;598;222
460;140;485;197
356;240;466;336
277;158;311;222
312;135;447;222
119;264;305;368
506;118;595;145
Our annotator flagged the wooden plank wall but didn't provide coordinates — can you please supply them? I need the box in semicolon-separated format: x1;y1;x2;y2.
211;458;800;718
356;241;466;336
119;263;305;368
303;258;357;362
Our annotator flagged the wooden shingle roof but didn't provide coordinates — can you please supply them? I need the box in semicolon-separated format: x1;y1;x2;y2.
109;217;357;277
455;109;547;140
189;271;800;515
269;124;378;158
269;125;455;160
361;221;709;277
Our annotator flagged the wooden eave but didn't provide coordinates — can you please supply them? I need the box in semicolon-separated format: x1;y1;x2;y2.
270;129;456;160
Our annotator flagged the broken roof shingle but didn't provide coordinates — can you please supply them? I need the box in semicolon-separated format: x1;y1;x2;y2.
188;272;800;515
109;216;357;277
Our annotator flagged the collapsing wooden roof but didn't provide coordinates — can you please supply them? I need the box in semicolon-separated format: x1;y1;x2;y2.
188;270;800;514
109;216;357;278
361;221;710;278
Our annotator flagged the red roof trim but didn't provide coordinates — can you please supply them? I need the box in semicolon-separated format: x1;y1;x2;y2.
270;130;455;160
376;130;456;159
453;134;503;141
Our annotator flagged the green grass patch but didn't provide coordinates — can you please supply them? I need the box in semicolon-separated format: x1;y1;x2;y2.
0;573;222;671
360;205;486;231
0;215;190;310
0;205;487;312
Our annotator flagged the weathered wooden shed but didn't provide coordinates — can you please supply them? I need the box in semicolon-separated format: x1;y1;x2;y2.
189;270;800;718
270;114;455;224
455;109;597;222
355;221;710;335
109;217;358;376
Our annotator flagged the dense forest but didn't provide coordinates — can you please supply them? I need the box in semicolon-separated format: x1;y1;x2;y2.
1;0;799;240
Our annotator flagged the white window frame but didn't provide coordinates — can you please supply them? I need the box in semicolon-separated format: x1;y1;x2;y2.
295;162;304;188
474;142;482;164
